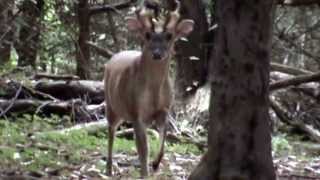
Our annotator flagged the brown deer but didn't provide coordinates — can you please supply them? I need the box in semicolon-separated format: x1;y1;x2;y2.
104;1;194;177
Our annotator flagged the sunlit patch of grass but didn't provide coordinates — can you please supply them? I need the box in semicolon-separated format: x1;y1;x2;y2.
272;134;293;157
167;143;201;155
0;147;16;164
0;120;26;145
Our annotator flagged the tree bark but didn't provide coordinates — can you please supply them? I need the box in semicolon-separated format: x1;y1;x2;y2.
189;1;276;179
15;0;44;68
76;0;91;79
0;0;13;64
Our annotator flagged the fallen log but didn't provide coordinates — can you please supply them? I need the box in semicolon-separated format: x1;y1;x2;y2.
0;99;82;116
270;71;320;91
34;80;104;104
0;99;105;122
33;73;80;81
34;120;108;137
0;80;58;101
270;62;313;76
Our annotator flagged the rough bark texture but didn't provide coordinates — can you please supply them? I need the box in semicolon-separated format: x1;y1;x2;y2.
76;0;91;79
189;0;276;180
0;0;13;64
166;0;209;99
15;0;43;68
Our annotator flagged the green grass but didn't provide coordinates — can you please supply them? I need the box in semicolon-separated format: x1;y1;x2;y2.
0;115;201;175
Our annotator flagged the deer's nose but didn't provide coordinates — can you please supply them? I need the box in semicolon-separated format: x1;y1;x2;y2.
152;49;162;60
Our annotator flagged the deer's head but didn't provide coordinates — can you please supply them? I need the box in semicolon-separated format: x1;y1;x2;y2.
126;0;194;61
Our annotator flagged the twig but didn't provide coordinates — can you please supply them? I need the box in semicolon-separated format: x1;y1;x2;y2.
0;84;22;117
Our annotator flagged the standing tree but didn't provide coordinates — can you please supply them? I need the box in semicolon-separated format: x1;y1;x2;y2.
76;0;91;79
15;0;44;68
189;0;276;179
0;0;13;64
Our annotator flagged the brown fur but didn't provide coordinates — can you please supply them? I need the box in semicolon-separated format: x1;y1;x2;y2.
104;50;172;177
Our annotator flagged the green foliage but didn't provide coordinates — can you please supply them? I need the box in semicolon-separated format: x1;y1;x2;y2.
39;0;76;73
0;51;18;75
272;135;293;156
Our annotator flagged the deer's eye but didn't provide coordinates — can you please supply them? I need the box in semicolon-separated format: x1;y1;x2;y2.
165;33;173;41
145;32;151;40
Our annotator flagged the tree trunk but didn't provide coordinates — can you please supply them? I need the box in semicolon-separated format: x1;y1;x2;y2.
15;0;44;68
166;0;209;99
0;0;13;64
76;0;91;79
189;1;276;180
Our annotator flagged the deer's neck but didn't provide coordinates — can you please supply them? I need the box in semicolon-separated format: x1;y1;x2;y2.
139;52;170;88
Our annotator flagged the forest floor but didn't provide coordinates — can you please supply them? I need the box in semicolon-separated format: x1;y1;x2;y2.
0;115;319;180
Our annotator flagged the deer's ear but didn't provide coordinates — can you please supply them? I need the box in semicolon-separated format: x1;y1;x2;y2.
126;17;143;32
176;19;194;38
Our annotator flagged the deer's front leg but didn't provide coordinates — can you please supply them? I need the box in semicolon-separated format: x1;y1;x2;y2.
133;119;149;177
152;111;167;171
106;107;121;176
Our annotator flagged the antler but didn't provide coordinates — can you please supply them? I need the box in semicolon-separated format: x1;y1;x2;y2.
166;0;181;31
136;2;153;30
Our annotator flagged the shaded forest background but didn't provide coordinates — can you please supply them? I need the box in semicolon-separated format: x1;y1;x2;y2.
1;0;320;179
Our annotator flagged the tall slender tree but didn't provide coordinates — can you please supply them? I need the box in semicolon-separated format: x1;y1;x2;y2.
0;0;13;64
76;0;91;79
189;0;276;179
15;0;44;68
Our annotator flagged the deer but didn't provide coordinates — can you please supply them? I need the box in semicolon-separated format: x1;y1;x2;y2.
104;0;194;177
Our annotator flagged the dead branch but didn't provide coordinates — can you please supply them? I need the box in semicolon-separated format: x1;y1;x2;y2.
89;0;137;15
270;99;320;143
270;71;320;91
270;62;313;76
34;120;108;137
0;84;22;118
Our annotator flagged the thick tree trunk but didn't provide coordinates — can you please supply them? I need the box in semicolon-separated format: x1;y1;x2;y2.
15;0;43;68
76;0;91;79
189;1;276;180
0;0;13;64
